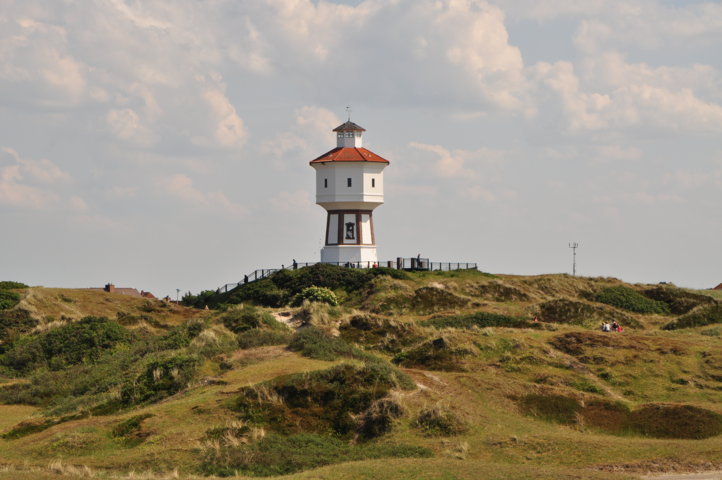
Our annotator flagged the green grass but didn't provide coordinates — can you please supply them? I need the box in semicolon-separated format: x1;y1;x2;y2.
593;286;670;314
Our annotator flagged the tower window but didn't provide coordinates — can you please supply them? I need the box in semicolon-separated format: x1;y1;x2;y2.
324;178;328;188
372;178;375;188
345;132;353;138
347;178;352;187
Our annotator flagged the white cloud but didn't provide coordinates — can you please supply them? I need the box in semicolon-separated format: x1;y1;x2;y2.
270;190;313;213
0;148;70;209
159;173;248;217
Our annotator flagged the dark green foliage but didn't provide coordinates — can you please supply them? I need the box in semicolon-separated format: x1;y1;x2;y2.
287;327;366;361
412;404;467;436
422;312;537;329
0;309;37;347
538;299;638;328
0;290;21;310
593;286;670;314
357;398;404;440
237;329;292;349
0;317;130;373
111;413;154;443
0;281;28;290
663;304;722;330
120;354;199;406
154;319;204;350
200;433;432;477
222;306;283;334
339;314;425;353
1;412;87;439
519;394;581;424
181;290;219;309
290;286;339;307
643;287;716;315
232;363;414;437
627;404;722;439
392;336;475;372
214;264;412;308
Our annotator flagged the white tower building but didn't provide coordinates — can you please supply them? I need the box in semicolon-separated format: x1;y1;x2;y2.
310;120;390;264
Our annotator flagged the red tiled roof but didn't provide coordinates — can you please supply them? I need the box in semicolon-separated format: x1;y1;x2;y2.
310;147;390;164
713;283;722;290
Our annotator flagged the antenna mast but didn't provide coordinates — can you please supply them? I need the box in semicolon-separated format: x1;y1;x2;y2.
568;242;579;276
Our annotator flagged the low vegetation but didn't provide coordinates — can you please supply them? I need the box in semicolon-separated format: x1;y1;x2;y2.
1;270;722;480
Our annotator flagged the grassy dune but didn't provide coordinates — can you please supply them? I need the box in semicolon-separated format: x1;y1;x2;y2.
1;269;722;479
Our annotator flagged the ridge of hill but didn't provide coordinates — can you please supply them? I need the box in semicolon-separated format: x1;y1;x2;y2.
1;268;722;480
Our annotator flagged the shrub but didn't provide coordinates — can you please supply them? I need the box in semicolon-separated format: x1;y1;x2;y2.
200;433;431;477
0;281;28;290
518;394;581;424
231;363;414;437
392;336;476;372
422;312;536;329
593;286;670;314
291;286;339;307
663;304;722;330
154;319;204;350
339;314;425;353
357;398;405;440
181;290;219;309
627;404;722;439
237;329;292;349
189;326;238;357
537;299;638;328
221;305;282;333
111;413;154;438
0;290;21;310
643;287;715;315
120;354;199;406
0;309;37;345
287;327;365;361
412;403;467;436
0;317;130;373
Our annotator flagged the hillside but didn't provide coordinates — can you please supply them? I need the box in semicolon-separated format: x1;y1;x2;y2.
1;268;722;480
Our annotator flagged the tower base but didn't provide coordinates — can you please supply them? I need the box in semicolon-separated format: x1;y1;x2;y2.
321;245;378;265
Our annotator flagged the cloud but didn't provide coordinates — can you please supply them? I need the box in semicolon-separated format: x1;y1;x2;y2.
270;189;313;213
0;148;70;209
408;142;505;178
159;173;248;217
260;106;340;164
534;58;722;133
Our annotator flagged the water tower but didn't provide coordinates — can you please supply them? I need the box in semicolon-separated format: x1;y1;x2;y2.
309;120;390;264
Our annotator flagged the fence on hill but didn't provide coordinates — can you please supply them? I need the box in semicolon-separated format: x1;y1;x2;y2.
215;258;478;294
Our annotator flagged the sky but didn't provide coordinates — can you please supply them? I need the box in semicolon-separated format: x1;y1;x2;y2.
1;0;721;298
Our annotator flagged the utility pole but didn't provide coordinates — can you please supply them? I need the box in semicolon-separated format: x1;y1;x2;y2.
176;288;180;303
568;242;579;276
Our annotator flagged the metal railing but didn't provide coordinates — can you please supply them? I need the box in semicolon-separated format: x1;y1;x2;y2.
216;259;478;293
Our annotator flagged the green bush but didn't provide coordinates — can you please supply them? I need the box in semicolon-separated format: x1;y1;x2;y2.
221;305;282;333
232;363;414;437
287;327;365;361
663;304;722;330
643;287;715;314
237;329;292;349
120;354;199;406
111;413;154;441
0;281;28;290
422;312;537;329
0;290;21;310
181;290;219;309
291;286;339;307
0;310;37;346
200;433;431;477
628;404;722;439
519;394;581;424
593;286;670;314
0;317;130;373
412;404;467;436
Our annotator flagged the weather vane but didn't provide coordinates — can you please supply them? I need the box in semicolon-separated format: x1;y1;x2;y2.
346;105;352;121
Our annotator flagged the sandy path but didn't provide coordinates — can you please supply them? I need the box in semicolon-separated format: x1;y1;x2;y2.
641;472;722;480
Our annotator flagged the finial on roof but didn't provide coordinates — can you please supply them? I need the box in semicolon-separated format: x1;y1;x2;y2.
346;105;352;121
